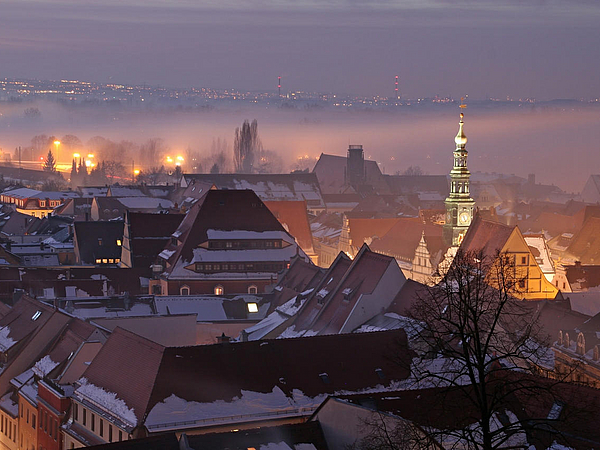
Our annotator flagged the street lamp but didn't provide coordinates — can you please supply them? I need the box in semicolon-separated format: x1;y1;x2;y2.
53;140;61;162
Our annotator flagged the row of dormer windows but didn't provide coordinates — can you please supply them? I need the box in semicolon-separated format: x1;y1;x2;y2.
195;262;285;273
207;240;283;250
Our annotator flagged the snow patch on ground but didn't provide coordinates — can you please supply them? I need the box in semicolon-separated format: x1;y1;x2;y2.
76;378;137;427
33;355;59;378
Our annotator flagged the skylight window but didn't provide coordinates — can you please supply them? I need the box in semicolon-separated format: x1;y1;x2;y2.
31;311;42;321
247;303;259;313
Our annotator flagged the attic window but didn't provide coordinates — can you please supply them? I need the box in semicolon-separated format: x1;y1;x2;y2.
31;311;42;321
247;302;259;313
319;373;331;384
116;239;122;246
98;238;103;246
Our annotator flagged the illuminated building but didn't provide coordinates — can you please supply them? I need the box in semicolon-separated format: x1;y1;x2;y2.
443;109;475;248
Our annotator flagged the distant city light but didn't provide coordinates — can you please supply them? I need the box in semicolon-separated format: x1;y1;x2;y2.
73;153;80;158
133;169;140;175
87;154;94;159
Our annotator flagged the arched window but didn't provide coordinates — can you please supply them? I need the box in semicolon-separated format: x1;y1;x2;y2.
214;285;224;295
248;285;258;294
180;285;190;296
577;333;585;355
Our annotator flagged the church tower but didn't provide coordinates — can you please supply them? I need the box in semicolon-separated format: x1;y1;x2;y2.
443;106;475;247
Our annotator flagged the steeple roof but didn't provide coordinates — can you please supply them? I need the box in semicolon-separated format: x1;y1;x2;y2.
455;112;468;147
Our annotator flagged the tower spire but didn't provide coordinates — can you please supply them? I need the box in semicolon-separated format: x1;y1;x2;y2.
443;97;475;247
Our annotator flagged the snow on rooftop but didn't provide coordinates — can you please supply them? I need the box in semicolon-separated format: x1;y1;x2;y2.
0;392;18;417
76;378;137;427
0;327;16;352
276;296;306;317
32;355;59;378
159;249;176;260
145;387;324;430
277;326;318;339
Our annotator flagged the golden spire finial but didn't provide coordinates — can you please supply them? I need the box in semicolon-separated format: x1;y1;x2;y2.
455;97;467;147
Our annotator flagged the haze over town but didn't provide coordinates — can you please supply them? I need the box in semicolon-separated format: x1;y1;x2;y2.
0;1;599;450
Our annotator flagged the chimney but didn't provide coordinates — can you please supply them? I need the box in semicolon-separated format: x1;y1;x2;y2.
216;332;231;344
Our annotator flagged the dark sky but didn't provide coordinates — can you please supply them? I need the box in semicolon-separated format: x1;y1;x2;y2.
1;0;600;99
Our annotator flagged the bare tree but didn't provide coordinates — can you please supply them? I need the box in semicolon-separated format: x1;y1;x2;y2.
401;249;575;450
347;411;440;450
233;119;262;173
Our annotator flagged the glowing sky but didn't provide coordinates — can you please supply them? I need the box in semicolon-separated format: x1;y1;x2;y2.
1;0;599;98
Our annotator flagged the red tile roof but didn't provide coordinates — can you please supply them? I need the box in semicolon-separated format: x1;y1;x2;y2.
459;214;514;259
264;200;315;254
81;328;165;424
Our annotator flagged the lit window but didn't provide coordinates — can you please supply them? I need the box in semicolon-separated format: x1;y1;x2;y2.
108;259;114;264
116;239;122;246
95;259;102;264
247;302;258;313
214;285;224;295
115;258;120;263
102;259;108;264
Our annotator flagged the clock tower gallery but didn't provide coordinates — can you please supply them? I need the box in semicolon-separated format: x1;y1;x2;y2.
443;109;475;247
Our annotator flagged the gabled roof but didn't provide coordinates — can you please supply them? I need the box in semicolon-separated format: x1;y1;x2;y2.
264;200;315;254
125;212;184;268
347;217;400;249
80;327;166;424
312;153;386;195
0;294;55;350
74;221;124;264
161;190;295;273
80;328;411;430
565;217;600;264
370;218;446;262
181;173;324;207
459;214;514;259
308;246;399;335
293;252;353;332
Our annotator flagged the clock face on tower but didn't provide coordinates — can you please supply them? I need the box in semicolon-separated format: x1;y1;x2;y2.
459;212;470;225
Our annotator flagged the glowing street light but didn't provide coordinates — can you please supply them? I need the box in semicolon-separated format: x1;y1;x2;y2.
53;140;60;160
133;169;140;176
73;153;80;158
166;156;173;163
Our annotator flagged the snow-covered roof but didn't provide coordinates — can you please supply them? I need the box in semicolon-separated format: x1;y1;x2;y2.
145;387;324;431
76;377;137;427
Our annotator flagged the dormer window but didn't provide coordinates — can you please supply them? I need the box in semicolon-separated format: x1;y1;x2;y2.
247;302;258;313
